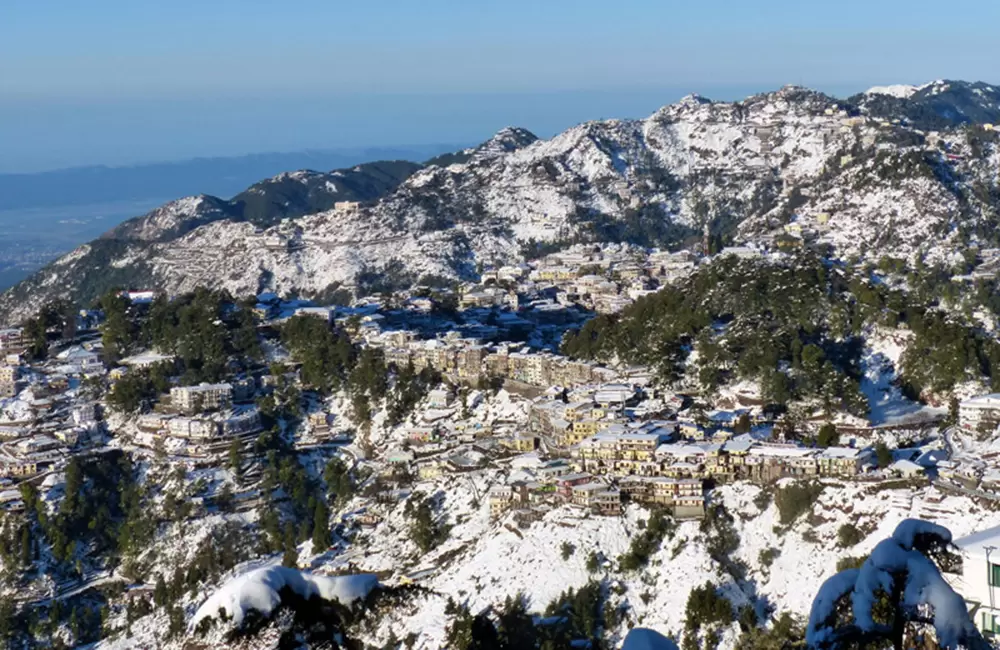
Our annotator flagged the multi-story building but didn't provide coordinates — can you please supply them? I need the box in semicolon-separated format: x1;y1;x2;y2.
593;489;622;516
0;329;27;354
0;366;19;384
563;401;597;422
618;476;705;518
501;435;538;453
221;408;263;436
457;346;487;382
572;419;605;439
484;350;510;379
170;383;233;413
489;489;513;517
167;417;220;439
0;364;18;397
571;481;607;507
960;394;1000;436
816;447;873;477
952;525;1000;636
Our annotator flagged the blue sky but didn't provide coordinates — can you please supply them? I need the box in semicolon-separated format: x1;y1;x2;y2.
3;0;999;172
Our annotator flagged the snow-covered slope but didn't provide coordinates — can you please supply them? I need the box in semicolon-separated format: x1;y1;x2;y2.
4;82;1000;323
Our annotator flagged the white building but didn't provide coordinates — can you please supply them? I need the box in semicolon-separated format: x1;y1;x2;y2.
952;525;1000;635
594;384;636;409
120;351;175;369
168;417;220;439
427;388;454;409
170;383;233;413
718;246;761;259
959;394;1000;435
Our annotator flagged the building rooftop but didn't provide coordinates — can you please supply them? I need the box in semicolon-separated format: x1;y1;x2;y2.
955;525;1000;558
818;446;867;459
961;394;1000;406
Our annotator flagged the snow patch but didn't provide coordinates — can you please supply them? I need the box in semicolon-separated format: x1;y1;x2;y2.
190;566;378;629
864;84;920;99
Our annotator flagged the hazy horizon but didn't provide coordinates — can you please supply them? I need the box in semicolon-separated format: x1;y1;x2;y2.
1;83;886;174
8;0;999;174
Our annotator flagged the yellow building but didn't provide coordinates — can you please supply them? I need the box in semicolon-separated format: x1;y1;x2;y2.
572;420;602;438
417;462;445;480
502;436;538;453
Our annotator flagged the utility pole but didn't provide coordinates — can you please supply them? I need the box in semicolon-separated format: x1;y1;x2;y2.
986;545;997;618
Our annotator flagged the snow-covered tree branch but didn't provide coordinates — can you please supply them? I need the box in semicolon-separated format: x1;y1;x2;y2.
806;519;989;650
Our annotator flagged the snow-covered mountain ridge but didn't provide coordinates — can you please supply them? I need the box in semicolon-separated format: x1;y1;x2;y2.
3;81;1000;324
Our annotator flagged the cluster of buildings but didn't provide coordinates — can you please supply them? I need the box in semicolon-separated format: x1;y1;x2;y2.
134;404;263;462
475;246;696;315
0;351;102;482
368;331;619;389
123;380;268;463
0;328;29;398
487;458;706;520
573;435;872;482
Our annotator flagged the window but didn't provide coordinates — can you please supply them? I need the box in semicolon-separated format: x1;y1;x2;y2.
989;563;1000;587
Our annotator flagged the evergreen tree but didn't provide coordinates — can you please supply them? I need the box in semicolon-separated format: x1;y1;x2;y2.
312;500;331;550
324;457;354;504
282;523;298;568
497;593;537;649
816;423;839;448
19;526;31;568
875;441;893;469
228;440;243;477
154;574;168;608
99;290;134;365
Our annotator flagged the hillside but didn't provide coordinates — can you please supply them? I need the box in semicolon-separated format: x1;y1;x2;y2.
852;80;1000;130
562;253;1000;410
3;81;1000;324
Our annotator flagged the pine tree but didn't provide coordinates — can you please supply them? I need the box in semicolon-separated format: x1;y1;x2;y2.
19;526;31;568
153;574;168;608
228;440;243;477
312;500;331;550
324;457;354;504
282;523;298;568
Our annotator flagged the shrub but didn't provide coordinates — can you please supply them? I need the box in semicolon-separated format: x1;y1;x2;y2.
836;555;867;572
774;482;824;525
618;509;674;571
586;550;601;573
560;541;576;561
837;523;864;548
753;488;773;511
758;547;780;568
684;582;732;632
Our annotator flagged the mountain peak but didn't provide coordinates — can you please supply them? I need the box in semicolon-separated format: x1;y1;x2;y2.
678;93;712;106
471;127;539;160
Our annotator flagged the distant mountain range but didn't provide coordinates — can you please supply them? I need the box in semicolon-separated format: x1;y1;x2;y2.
0;145;461;212
2;79;1000;323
